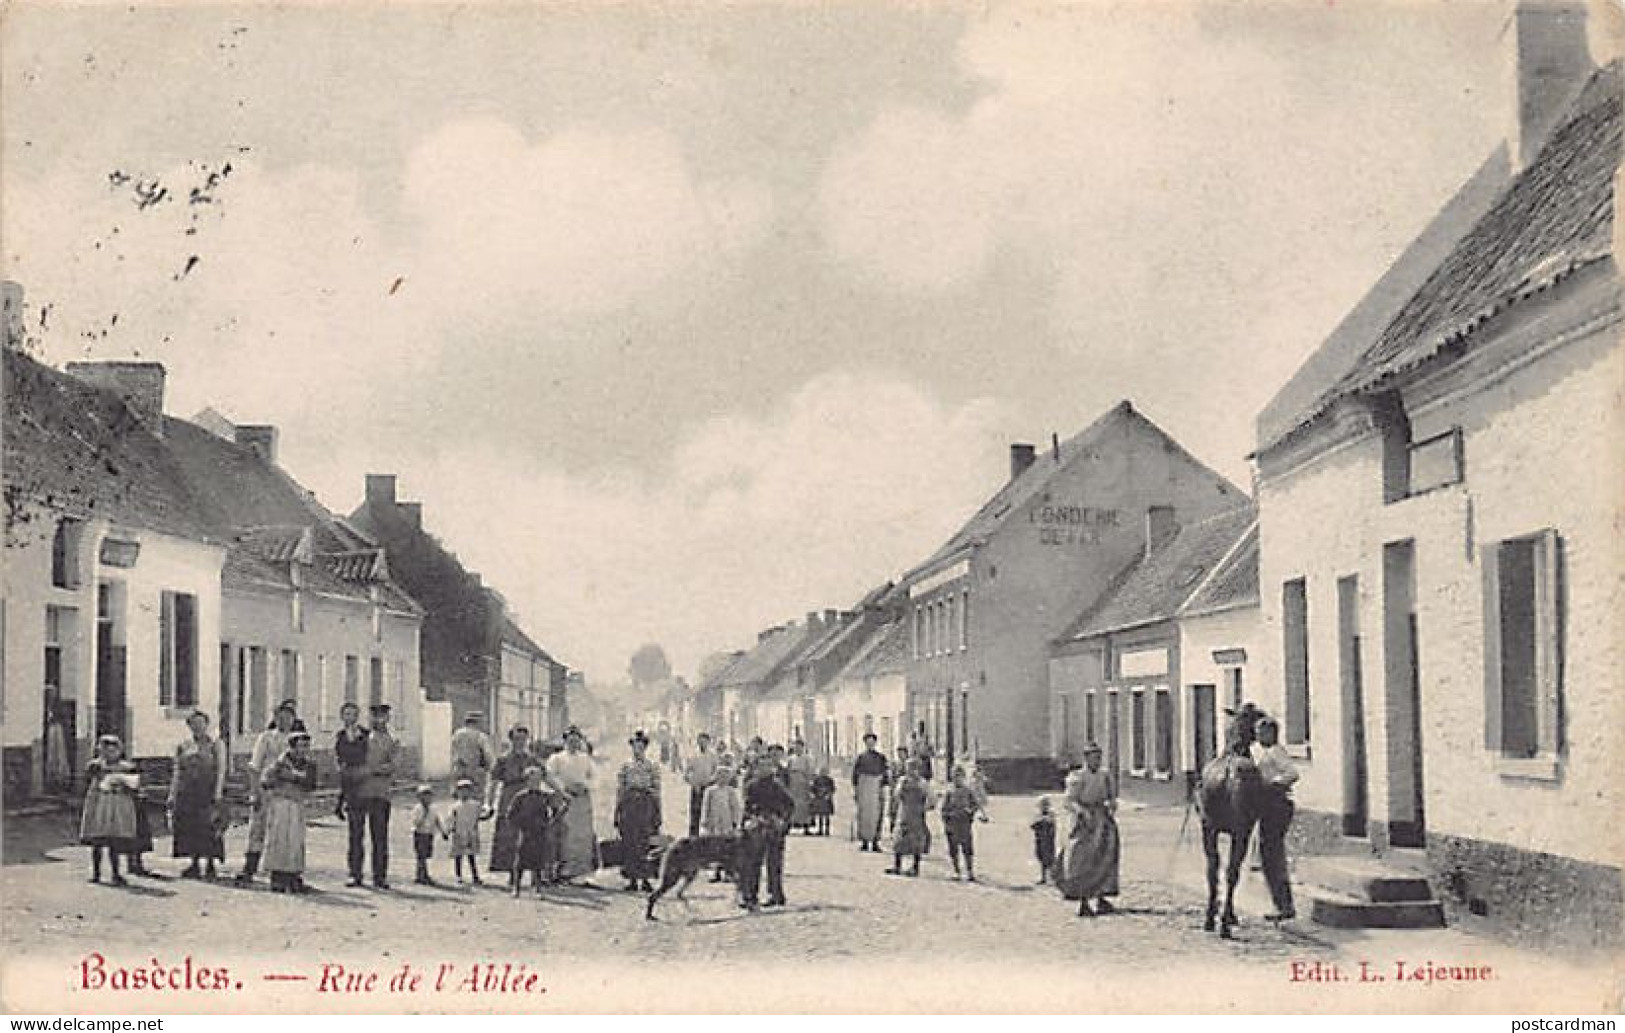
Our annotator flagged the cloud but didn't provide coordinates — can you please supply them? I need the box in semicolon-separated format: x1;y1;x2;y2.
293;371;1005;680
402;118;773;319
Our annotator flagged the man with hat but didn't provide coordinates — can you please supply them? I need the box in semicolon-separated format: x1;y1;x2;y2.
449;710;496;800
234;698;305;884
346;701;400;888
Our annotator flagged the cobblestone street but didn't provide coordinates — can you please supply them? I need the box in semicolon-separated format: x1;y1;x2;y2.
5;766;1597;1013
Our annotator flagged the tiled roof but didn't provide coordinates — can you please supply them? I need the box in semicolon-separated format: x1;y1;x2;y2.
1062;505;1257;641
905;401;1243;581
3;349;218;543
238;524;310;564
501;616;555;665
1184;524;1259;617
163;416;326;531
324;549;387;583
1297;62;1620;437
842;619;910;679
718;622;815;688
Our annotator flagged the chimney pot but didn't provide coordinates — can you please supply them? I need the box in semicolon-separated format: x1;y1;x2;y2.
1508;0;1594;170
365;474;398;507
65;361;167;435
234;424;278;464
1009;443;1037;481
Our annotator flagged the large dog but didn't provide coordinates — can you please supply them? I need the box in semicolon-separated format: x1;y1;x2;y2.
644;834;744;920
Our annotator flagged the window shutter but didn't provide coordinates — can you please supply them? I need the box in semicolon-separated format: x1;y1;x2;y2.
1534;529;1563;756
1481;543;1502;751
159;592;174;708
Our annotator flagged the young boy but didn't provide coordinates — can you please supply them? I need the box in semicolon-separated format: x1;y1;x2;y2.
506;766;566;896
939;767;988;882
448;778;485;885
1031;795;1058;885
408;784;447;885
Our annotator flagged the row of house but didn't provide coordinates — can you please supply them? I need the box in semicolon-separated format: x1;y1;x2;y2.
678;8;1620;945
1;332;567;799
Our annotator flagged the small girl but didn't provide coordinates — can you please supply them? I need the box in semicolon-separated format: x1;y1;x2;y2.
700;764;743;881
408;784;448;886
81;735;139;886
448;778;484;885
809;767;836;837
1031;795;1058;885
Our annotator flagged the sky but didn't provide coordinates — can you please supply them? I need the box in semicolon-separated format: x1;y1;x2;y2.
1;0;1566;683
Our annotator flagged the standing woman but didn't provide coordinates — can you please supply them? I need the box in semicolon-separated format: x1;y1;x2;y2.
486;725;536;876
261;730;318;894
850;733;889;852
545;726;599;884
1055;742;1120;917
169;710;227;879
784;740;814;834
613;730;663;892
886;759;932;877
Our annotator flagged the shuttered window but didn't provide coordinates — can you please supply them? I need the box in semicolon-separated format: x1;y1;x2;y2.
1482;530;1562;766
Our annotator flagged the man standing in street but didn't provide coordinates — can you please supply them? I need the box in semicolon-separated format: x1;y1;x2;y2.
450;711;496;800
350;702;400;889
683;732;720;837
1251;715;1299;922
235;698;305;885
738;755;795;911
851;732;889;852
334;702;370;886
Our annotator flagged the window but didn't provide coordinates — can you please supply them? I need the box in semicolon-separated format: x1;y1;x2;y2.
344;655;359;705
960;689;970;752
913;608;923;659
52;519;83;589
1483;530;1562;764
879;715;892;754
1223;666;1244;712
946;596;957;654
369;657;383;707
158;591;198;708
960;589;969;650
316;655;329;729
1282;578;1311;745
391;660;407;714
1409;429;1464;496
1084;690;1097;744
1154;687;1173;775
1130;690;1147;772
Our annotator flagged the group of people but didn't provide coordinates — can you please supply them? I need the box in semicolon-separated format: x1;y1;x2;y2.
77;704;1297;924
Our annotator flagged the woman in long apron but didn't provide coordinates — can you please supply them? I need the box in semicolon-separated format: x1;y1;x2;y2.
1054;743;1120;917
261;731;318;894
613;731;662;892
169;710;227;879
545;726;599;883
784;740;814;833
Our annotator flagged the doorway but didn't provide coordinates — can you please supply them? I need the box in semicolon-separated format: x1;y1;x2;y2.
1383;541;1425;848
94;583;127;741
1338;575;1369;837
1191;683;1216;770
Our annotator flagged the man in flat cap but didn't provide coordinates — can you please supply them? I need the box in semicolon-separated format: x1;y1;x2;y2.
235;698;305;884
347;702;399;889
449;710;496;801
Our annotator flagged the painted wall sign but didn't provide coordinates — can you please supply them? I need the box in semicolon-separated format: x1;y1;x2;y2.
1031;503;1120;545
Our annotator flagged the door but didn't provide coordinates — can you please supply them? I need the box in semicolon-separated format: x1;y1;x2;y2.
95;619;126;740
1338;575;1369;837
1383;541;1426;848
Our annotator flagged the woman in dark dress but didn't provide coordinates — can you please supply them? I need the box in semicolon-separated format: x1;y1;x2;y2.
486;725;536;874
169;710;227;879
613;730;663;892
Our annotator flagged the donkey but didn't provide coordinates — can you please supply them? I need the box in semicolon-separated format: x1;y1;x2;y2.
1196;703;1266;939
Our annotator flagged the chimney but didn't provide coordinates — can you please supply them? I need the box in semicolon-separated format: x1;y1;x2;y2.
1506;0;1594;170
365;474;398;508
805;610;821;632
823;608;839;625
66;361;167;434
1051;432;1061;462
2;281;23;351
399;502;423;529
1145;506;1178;557
234;424;278;464
1009;443;1036;481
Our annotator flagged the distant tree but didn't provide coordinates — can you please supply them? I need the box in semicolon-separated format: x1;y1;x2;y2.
628;643;671;687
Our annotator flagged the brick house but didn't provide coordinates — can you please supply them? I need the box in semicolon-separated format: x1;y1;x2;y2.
897;401;1249;787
